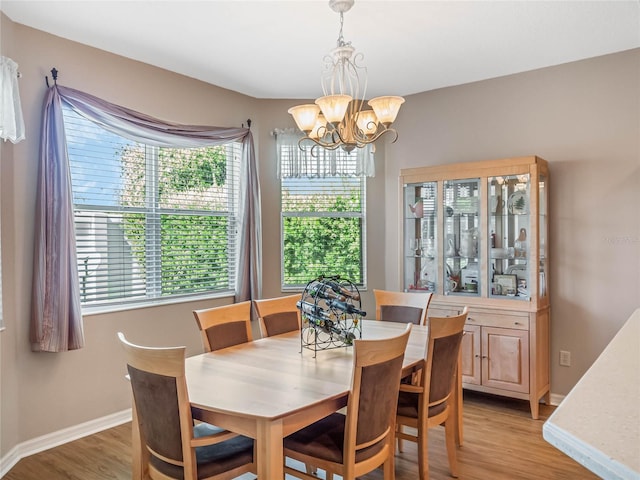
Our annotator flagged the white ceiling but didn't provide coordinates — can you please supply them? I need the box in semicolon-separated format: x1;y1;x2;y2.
2;1;639;99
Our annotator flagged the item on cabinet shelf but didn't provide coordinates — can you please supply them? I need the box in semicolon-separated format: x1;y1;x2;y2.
491;247;509;259
464;282;478;293
444;205;454;217
494;274;517;295
409;199;423;218
409;238;422;256
506;264;528;280
491;282;502;295
461;263;479;286
491;230;496;248
424;237;436;258
514;228;527;258
490;196;505;214
460;228;479;258
508;190;527;214
446;278;458;293
445;234;457;257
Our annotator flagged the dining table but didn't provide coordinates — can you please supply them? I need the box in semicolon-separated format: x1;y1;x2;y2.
131;319;463;480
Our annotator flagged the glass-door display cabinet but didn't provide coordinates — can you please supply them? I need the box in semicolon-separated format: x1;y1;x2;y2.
400;156;550;419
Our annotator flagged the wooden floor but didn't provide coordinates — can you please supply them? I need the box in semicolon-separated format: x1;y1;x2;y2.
4;391;597;480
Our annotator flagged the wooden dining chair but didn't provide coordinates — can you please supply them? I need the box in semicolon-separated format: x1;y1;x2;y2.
253;294;301;338
373;289;432;326
117;332;256;480
395;307;468;480
192;301;253;352
283;323;412;480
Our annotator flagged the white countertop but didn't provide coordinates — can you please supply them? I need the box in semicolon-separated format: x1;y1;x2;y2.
543;308;640;480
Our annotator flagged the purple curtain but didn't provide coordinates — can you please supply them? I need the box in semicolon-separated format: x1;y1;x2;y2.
31;85;262;352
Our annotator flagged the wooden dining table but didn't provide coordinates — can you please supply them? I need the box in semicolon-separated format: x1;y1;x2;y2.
131;319;463;479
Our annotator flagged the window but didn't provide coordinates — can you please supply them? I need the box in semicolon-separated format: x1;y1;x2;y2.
281;158;367;289
63;106;241;308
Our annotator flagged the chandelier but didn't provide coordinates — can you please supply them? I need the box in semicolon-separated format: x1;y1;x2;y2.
288;0;404;153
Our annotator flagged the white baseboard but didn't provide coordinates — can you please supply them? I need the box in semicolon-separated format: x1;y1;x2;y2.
0;409;132;478
549;392;565;406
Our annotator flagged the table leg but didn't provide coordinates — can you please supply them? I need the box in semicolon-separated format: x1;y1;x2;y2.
256;418;284;479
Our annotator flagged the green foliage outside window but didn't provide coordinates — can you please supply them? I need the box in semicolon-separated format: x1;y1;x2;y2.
120;144;233;297
282;181;364;286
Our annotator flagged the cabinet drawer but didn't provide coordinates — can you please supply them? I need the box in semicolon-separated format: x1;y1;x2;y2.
428;306;462;318
466;311;529;330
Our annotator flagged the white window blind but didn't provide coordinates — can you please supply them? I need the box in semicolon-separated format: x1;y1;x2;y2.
63;105;241;308
280;150;367;289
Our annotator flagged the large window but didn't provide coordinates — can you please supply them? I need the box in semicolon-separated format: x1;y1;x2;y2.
281;168;366;289
63;106;241;308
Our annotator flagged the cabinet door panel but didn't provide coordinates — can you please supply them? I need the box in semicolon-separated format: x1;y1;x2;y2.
482;327;529;393
461;325;481;385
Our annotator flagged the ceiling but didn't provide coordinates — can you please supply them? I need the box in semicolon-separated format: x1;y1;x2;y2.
2;1;639;100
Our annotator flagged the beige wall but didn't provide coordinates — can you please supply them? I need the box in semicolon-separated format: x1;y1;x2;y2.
1;13;638;461
385;48;640;396
0;17;389;458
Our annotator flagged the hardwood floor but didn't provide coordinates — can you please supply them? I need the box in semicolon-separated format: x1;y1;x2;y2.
4;391;597;480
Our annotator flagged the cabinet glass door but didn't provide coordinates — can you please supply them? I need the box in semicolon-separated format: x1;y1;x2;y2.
538;174;548;299
444;178;480;296
488;174;531;300
404;182;437;292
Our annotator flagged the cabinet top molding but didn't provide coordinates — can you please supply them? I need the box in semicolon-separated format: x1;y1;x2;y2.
400;156;548;181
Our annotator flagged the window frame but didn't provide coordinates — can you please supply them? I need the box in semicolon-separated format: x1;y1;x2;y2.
280;174;368;291
64;106;241;311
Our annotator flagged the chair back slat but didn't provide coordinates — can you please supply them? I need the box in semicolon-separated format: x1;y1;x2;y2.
346;324;412;457
429;331;465;404
262;311;300;337
356;355;405;446
127;365;184;463
374;289;433;326
207;321;251;351
254;294;301;338
380;304;424;325
193;301;253;352
423;309;468;407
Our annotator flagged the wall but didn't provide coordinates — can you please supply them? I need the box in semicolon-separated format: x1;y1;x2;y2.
1;12;638;466
0;16;390;462
385;48;640;395
0;18;261;459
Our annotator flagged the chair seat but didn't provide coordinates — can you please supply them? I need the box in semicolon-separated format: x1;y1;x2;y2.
151;423;254;479
284;412;385;464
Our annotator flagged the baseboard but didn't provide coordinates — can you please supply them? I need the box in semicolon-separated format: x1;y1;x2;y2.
549;392;565;406
0;408;132;477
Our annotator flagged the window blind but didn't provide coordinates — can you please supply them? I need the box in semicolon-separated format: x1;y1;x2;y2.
63;105;241;307
281;155;366;288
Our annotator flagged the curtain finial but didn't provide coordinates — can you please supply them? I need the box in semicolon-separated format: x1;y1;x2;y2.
45;67;58;88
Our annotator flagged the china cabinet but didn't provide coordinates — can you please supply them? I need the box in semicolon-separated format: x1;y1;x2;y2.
400;156;550;418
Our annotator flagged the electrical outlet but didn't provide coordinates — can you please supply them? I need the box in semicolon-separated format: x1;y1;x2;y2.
560;350;571;367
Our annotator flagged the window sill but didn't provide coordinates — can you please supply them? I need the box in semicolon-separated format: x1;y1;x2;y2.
81;291;236;317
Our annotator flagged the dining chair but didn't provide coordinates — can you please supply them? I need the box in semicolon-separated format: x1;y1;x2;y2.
373;289;432;326
395;307;468;480
117;332;256;480
253;293;301;338
283;323;412;480
192;301;253;352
